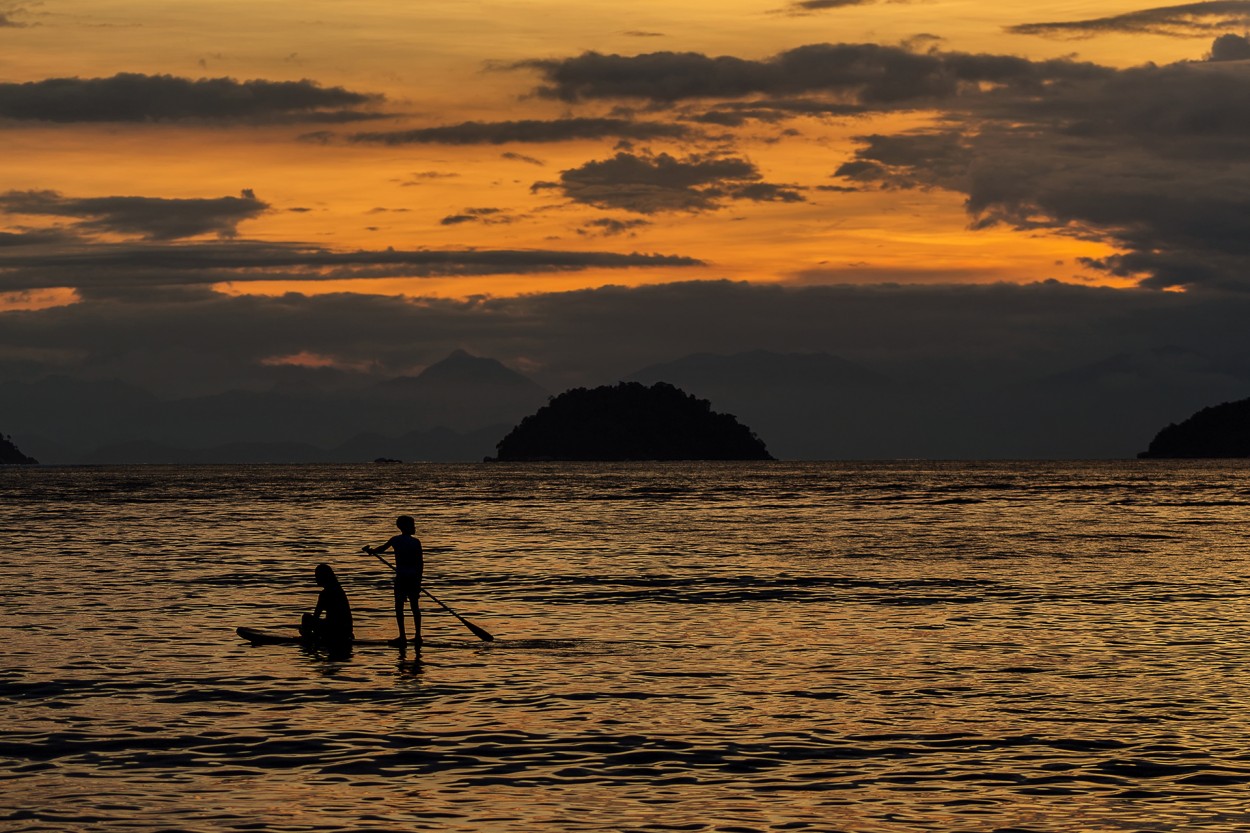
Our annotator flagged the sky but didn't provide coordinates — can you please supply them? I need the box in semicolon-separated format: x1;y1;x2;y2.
4;0;1250;445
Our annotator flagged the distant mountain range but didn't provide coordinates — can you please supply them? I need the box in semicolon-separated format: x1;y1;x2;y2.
5;346;1250;462
629;346;1250;459
7;350;547;464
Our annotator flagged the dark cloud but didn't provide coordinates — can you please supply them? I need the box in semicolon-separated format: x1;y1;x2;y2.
688;99;866;126
0;189;269;240
830;43;1250;290
502;151;545;165
0;228;74;247
533;151;804;213
0;238;704;295
0;73;381;123
1008;1;1250;38
782;0;889;14
439;208;514;226
396;171;460;187
521;44;1109;106
348;117;693;145
0;4;28;27
1210;32;1250;59
834;132;969;185
576;217;652;236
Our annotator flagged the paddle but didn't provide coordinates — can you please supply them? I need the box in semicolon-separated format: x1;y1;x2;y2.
362;547;495;642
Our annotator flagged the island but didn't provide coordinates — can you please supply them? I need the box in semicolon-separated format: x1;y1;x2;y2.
1;432;37;464
1138;397;1250;458
488;381;774;461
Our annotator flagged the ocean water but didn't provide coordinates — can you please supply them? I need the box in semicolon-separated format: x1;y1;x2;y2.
4;460;1250;832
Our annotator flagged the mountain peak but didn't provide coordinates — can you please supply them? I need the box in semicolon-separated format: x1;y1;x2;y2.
414;351;544;389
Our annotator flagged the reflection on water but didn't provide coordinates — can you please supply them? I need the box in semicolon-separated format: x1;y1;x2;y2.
4;461;1250;831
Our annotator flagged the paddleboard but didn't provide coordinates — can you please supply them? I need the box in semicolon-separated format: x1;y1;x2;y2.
236;627;393;647
236;627;601;651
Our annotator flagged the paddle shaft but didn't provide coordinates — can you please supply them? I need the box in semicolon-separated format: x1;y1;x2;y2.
364;549;495;642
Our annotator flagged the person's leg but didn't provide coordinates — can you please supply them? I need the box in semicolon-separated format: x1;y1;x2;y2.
300;612;317;640
392;584;407;644
407;590;421;644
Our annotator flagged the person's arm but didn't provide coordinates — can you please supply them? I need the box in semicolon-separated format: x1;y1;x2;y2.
313;588;327;620
364;536;395;556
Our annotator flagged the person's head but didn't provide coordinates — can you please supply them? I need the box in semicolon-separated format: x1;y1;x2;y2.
314;563;339;587
396;515;416;535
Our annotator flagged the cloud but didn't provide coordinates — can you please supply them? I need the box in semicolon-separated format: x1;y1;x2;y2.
533;151;804;213
0;237;704;296
0;228;74;247
502;151;545;166
396;171;460;187
829;42;1250;290
0;189;270;240
1008;1;1250;39
520;44;1109;106
1210;32;1250;59
781;0;895;15
0;4;29;27
0;73;382;123
577;217;652;236
688;99;866;126
439;207;515;226
348;117;693;145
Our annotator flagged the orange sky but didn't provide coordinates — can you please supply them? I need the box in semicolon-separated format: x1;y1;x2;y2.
0;0;1228;311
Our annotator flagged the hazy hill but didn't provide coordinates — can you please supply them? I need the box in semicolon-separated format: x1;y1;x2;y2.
370;349;549;434
993;346;1250;459
623;346;1250;459
626;350;893;459
11;345;1250;463
629;350;885;391
492;381;773;461
0;377;160;455
75;424;510;464
5;351;547;463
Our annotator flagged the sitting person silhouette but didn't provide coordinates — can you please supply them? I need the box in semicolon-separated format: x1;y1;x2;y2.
299;563;354;646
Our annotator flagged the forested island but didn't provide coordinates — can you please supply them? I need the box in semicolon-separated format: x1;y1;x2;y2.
1139;398;1250;458
1;433;37;464
490;382;774;461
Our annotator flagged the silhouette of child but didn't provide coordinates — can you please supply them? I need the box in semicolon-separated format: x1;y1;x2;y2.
364;515;424;646
300;563;354;646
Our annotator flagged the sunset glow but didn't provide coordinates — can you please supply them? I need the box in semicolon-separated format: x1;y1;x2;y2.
3;0;1233;310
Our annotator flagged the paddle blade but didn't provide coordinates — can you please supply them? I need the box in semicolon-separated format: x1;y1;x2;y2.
465;621;495;642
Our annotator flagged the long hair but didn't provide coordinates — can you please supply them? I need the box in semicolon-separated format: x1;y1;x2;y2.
314;563;341;588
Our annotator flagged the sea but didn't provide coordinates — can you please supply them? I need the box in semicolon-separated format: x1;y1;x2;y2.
4;460;1250;832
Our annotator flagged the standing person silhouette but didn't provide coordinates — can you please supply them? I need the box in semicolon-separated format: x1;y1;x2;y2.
364;515;424;646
